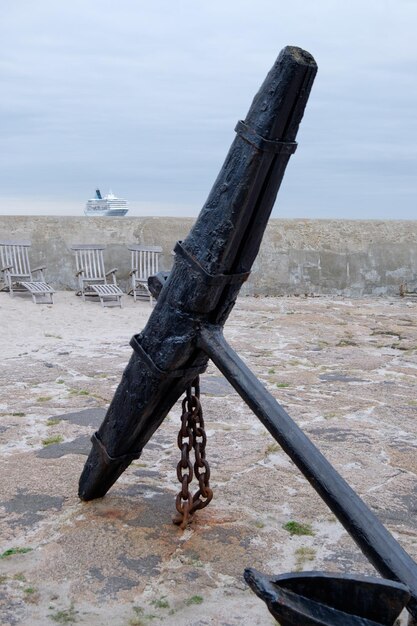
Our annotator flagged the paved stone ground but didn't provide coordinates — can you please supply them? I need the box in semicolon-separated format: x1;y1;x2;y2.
1;292;417;625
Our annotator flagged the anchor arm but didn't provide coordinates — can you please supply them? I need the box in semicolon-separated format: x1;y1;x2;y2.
198;324;417;619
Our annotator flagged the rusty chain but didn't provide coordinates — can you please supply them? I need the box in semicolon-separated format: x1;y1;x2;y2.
173;376;213;529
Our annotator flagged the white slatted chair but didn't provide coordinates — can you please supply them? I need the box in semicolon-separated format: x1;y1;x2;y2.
0;240;54;304
128;245;163;304
71;244;123;307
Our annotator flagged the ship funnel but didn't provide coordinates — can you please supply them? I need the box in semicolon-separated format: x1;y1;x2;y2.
95;189;102;199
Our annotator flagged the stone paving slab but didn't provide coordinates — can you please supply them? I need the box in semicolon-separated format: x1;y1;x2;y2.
0;292;417;624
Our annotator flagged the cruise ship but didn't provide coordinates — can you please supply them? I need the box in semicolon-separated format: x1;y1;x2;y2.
84;189;129;217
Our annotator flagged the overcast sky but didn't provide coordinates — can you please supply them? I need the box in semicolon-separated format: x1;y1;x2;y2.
1;1;416;219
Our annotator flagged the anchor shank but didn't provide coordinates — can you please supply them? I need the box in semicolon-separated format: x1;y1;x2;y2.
78;46;317;501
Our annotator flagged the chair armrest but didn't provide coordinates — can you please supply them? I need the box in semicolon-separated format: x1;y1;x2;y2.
0;265;13;272
106;267;118;276
75;268;85;277
32;265;46;273
129;268;138;276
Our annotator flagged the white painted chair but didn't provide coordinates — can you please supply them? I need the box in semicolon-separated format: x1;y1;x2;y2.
128;245;163;304
0;240;54;304
71;244;123;307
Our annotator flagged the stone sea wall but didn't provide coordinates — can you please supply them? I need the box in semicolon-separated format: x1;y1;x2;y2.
1;216;417;296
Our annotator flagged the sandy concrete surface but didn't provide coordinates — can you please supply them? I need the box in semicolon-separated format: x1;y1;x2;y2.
0;291;417;625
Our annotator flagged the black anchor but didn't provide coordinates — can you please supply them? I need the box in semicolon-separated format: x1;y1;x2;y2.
244;569;411;626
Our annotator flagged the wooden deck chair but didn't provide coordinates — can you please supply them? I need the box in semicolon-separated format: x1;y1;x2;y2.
0;240;54;304
71;244;123;307
128;245;163;304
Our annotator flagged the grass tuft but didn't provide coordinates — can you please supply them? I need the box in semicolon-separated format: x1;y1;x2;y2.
42;435;63;447
283;521;314;536
151;597;169;609
49;604;78;623
337;339;358;347
0;547;32;559
295;546;316;571
69;389;90;396
185;595;203;606
265;442;280;455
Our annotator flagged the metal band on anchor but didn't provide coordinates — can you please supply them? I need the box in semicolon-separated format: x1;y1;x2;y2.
174;241;250;287
130;333;207;380
91;432;141;465
235;120;297;155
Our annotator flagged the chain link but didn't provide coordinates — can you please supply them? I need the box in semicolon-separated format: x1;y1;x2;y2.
173;376;213;529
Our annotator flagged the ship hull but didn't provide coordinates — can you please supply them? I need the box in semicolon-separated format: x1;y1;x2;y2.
84;208;128;217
